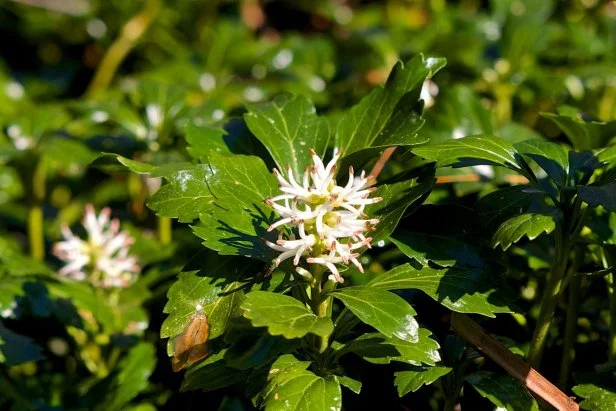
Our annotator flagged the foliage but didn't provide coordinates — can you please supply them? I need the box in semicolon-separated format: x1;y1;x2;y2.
0;1;615;410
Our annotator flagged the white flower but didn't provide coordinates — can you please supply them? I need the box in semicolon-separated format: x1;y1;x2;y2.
264;149;382;283
53;204;140;288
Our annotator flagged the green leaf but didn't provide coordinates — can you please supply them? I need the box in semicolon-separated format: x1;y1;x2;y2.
182;351;249;392
244;95;330;178
335;54;446;155
336;376;362;394
394;366;452;396
390;231;484;268
39;138;98;170
191;152;278;260
368;264;514;317
492;213;557;251
543;107;616;151
241;291;333;339
597;146;616;165
514;139;569;188
161;252;256;344
338;329;440;366
574;381;616;411
99;343;156;411
466;371;538;411
476;185;546;230
366;169;435;241
0;320;44;365
332;286;419;342
262;354;342;411
412;134;530;176
185;123;230;160
148;165;215;223
578;183;616;212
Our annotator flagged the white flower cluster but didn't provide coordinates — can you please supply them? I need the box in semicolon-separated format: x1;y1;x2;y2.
264;149;381;283
53;204;140;288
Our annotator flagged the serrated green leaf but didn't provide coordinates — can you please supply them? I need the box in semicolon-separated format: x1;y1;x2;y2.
368;264;514;317
185;123;230;160
543;107;616;151
0;320;44;365
366;170;435;241
339;329;440;366
574;381;616;411
244;95;330;178
390;231;484;268
241;291;333;339
466;371;538;411
492;213;557;250
514;139;569;188
394;366;451;396
578;183;616;212
161;252;256;344
332;286;419;342
335;54;445;155
148;165;215;222
191;152;278;260
412;134;530;176
263;354;341;411
336;375;362;394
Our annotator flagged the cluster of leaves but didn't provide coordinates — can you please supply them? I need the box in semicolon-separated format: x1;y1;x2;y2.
0;0;615;410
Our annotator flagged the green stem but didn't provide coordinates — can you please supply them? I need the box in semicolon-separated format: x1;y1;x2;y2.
604;250;616;361
28;158;47;261
158;216;172;245
527;226;570;368
558;273;581;389
28;206;44;261
87;0;161;94
308;265;333;354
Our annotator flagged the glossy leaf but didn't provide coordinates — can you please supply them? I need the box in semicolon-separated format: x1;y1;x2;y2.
241;291;333;339
492;213;557;251
148;165;215;223
338;329;440;366
578;183;616;212
574;382;616;411
161;252;256;347
335;54;446;154
412;134;530;176
543;107;616;151
514;139;569;188
244;94;330;178
191;152;278;260
185;123;230;160
394;366;452;396
337;376;362;394
466;371;538;411
366;170;435;241
368;264;514;317
262;354;342;411
476;185;547;230
332;286;419;343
